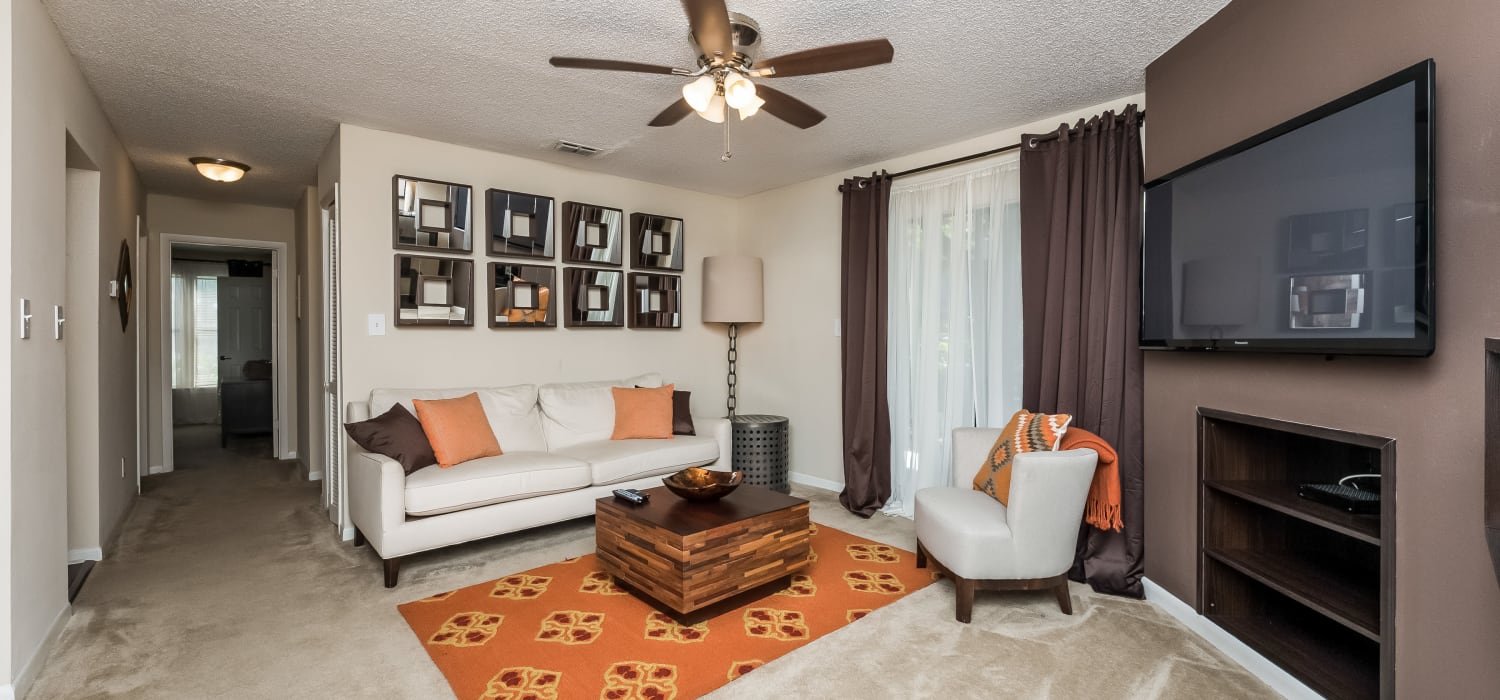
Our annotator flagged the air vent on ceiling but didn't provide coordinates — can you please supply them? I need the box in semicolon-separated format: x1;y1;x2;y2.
553;140;603;157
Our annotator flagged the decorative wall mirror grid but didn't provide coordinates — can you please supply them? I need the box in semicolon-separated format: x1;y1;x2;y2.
393;175;473;253
489;263;557;328
487;188;556;259
629;213;685;271
564;267;624;327
627;272;682;329
395;254;474;326
562;201;624;266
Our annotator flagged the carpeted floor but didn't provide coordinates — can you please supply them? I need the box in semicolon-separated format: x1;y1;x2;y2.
26;431;1278;699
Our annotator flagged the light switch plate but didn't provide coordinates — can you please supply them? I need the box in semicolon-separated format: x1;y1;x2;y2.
367;313;386;336
108;280;119;298
18;298;31;339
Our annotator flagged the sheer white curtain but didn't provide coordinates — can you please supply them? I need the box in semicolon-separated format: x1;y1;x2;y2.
171;260;226;425
884;155;1024;517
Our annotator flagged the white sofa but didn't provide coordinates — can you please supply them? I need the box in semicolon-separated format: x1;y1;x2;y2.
345;373;730;586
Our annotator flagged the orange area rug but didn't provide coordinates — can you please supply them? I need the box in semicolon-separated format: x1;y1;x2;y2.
399;523;936;699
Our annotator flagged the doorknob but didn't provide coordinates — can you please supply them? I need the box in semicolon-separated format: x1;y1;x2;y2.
219;355;232;361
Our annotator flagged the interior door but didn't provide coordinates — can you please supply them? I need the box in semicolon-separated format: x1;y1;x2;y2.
217;276;272;381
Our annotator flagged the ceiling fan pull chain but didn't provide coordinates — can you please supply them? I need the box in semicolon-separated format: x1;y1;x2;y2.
722;110;733;162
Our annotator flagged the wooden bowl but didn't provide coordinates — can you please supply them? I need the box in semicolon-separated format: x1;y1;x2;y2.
662;467;744;502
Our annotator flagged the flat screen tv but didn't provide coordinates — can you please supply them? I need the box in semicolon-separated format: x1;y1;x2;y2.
1141;60;1434;356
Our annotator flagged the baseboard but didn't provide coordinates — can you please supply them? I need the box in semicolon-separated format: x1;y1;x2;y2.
789;471;845;493
306;470;323;482
0;682;13;699
66;547;103;565
297;457;323;482
284;450;298;460
1142;577;1318;700
341;526;356;542
147;464;169;475
11;603;70;700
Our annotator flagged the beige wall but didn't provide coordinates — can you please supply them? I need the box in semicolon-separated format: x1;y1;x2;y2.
1142;0;1500;694
0;0;13;683
144;194;297;470
329;125;740;529
293;186;323;480
8;0;145;691
734;95;1144;487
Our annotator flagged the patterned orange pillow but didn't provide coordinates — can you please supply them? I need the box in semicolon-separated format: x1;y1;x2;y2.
973;409;1072;505
412;393;503;467
610;385;675;440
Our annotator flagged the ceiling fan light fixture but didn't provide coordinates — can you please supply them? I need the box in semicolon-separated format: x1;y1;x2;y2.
696;93;727;123
723;72;757;109
737;94;766;120
189;157;250;183
682;75;717;112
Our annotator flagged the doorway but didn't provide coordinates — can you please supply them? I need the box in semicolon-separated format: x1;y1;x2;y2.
157;235;291;472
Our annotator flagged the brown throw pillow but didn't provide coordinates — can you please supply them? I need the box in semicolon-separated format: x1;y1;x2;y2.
343;403;437;475
611;385;675;440
639;385;695;436
412;393;503;467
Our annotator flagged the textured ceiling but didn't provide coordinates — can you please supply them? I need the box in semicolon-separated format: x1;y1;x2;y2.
43;0;1228;207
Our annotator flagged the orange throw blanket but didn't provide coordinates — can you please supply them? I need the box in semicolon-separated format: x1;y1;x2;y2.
1059;427;1124;532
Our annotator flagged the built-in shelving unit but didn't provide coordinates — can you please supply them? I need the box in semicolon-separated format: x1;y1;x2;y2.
1199;408;1393;699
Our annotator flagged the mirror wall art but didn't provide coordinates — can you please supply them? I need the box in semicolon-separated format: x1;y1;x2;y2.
489;263;556;328
563;267;624;327
629;213;685;271
395;254;474;327
627;273;682;329
487;189;555;259
562;201;623;266
393;175;473;253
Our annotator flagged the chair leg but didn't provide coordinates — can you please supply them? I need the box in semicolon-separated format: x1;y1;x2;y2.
352;529;366;547
954;576;975;623
383;557;402;588
915;542;928;569
1054;581;1073;615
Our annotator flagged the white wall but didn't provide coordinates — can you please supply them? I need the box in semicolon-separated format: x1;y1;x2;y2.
735;94;1144;486
63;166;99;559
145;194;297;469
329;125;741;526
8;0;145;692
0;0;13;686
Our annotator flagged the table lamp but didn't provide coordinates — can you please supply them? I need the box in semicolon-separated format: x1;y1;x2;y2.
702;255;764;417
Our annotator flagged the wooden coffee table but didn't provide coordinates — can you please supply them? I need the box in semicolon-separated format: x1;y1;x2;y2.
595;484;810;624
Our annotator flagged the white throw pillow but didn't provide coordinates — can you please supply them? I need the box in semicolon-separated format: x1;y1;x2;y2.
538;373;662;449
368;384;547;452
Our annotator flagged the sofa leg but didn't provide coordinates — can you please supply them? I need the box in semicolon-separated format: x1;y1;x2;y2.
954;576;975;624
915;542;928;569
383;557;402;588
353;529;366;547
1054;582;1073;615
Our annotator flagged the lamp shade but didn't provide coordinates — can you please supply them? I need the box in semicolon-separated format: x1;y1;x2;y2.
702;255;764;323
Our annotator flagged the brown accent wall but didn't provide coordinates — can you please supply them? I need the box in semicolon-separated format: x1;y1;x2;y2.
1144;0;1500;694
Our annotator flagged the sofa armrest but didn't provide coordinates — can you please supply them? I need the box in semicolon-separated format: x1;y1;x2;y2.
695;416;732;468
950;427;1003;488
347;448;405;554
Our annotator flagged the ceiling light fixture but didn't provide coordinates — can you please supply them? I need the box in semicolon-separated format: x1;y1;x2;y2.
681;74;717;113
722;72;757;110
189;157;250;183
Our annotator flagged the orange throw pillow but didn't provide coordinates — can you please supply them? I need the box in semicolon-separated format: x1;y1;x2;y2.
412;393;503;467
972;409;1072;505
610;385;675;440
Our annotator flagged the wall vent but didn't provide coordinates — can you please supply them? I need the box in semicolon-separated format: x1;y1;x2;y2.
553;140;603;157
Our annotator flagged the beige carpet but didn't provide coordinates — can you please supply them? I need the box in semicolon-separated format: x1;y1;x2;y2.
27;431;1277;699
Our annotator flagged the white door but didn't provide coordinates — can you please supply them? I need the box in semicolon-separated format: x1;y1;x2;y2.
216;276;273;381
323;186;346;531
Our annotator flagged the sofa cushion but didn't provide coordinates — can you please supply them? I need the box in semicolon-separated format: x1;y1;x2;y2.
370;384;547;452
538;374;661;449
404;452;591;516
556;434;720;486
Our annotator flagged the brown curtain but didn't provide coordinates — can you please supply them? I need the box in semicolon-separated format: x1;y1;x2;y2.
1020;106;1145;598
839;172;893;517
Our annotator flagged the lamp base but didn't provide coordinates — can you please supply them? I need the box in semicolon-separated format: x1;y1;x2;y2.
726;323;738;418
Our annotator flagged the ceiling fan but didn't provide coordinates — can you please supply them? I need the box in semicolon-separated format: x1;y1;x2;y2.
549;0;894;159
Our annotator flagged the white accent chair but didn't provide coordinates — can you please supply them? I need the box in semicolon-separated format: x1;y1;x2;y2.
914;427;1098;622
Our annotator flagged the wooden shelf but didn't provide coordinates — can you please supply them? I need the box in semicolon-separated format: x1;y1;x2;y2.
1205;479;1380;545
1210;613;1379;700
1205;547;1378;641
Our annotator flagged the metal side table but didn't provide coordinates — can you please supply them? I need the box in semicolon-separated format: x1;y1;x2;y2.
730;414;790;494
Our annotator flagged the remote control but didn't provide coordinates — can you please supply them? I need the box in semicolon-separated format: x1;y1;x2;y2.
613;489;648;505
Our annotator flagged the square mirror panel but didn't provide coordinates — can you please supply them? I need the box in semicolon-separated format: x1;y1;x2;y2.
564;267;624;327
487;189;555;259
394;176;473;253
395;254;474;326
627;273;682;329
630;213;685;271
562;201;623;266
489;263;556;328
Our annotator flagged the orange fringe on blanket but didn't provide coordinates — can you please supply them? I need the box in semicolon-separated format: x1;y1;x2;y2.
1058;427;1124;532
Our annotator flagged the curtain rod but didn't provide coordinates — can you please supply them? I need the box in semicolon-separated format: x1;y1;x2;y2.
838;110;1144;192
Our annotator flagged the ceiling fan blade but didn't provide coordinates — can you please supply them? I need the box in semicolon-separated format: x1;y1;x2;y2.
757;39;895;77
648;99;695;127
755;85;826;129
549;57;680;75
681;0;733;59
